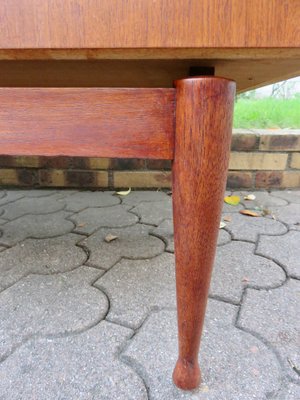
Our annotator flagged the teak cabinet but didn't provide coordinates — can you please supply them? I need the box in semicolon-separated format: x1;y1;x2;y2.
0;0;299;390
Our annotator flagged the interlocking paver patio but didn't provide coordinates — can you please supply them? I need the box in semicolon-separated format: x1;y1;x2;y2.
257;230;300;279
233;190;288;207
268;203;300;230
0;233;87;290
122;301;282;400
63;190;120;212
82;224;165;270
0;193;66;220
0;210;74;246
70;205;138;235
0;189;299;399
224;212;287;242
210;241;286;304
238;280;300;382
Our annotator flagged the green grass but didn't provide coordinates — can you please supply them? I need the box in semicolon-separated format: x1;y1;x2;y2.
233;98;300;129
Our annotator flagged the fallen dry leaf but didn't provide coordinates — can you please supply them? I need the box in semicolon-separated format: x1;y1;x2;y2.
219;221;226;229
242;277;250;283
239;210;261;217
116;188;131;196
223;215;232;222
77;223;86;227
201;385;209;393
104;233;118;243
224;195;240;206
244;194;256;201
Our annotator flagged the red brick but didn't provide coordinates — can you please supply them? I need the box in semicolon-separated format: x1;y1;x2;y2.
147;159;172;170
255;171;283;188
226;172;253;189
259;134;300;151
109;158;146;170
114;171;171;188
231;134;258;151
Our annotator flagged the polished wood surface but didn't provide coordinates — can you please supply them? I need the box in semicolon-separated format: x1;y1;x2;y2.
0;0;298;391
0;1;299;91
1;0;299;49
0;88;175;159
172;77;235;389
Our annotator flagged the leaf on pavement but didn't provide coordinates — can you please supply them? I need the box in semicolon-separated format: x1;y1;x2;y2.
244;194;256;201
104;233;119;243
116;188;131;196
239;210;261;217
224;195;240;206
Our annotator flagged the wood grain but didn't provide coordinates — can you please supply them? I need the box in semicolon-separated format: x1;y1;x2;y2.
0;88;175;159
1;0;299;49
1;1;299;91
172;77;235;390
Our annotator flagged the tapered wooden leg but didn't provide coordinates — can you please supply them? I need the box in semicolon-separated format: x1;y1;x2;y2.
172;77;236;390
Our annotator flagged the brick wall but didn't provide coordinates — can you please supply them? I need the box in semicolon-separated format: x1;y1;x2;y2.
0;129;299;189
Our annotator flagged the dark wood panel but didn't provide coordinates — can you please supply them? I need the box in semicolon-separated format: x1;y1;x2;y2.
0;59;300;93
0;88;175;159
0;0;299;49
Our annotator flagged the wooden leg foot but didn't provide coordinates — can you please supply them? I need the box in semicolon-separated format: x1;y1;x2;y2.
173;358;201;390
172;76;236;390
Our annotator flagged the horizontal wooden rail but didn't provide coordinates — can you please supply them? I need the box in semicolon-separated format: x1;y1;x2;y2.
0;88;175;159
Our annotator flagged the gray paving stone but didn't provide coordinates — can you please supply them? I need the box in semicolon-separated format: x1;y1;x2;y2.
96;239;285;327
128;196;258;226
0;321;147;400
0;211;74;246
95;253;176;329
238;280;300;382
151;219;174;251
0;266;106;361
271;190;300;204
217;229;232;245
64;190;120;212
0;193;66;220
233;190;288;207
122;300;281;400
51;189;79;198
0;191;5;199
0;246;6;252
268;204;300;230
222;202;244;213
0;191;24;207
0;233;87;291
257;231;300;279
12;189;59;198
211;241;286;304
152;219;231;253
122;190;169;206
70;205;138;235
82;224;165;270
131;199;172;225
276;382;300;400
225;213;287;242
